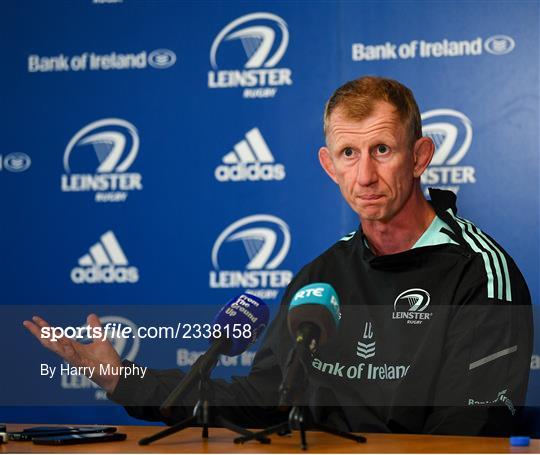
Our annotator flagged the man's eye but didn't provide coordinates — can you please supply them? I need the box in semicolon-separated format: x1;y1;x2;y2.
343;147;354;157
376;144;390;154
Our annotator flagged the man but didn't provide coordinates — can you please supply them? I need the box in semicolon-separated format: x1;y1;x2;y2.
25;76;532;435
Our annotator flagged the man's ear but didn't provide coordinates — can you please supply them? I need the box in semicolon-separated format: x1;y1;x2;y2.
412;137;435;178
319;147;339;184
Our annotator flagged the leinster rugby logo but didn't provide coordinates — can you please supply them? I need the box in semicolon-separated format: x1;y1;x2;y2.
209;214;293;300
61;118;143;203
208;12;293;99
392;288;433;325
421;109;476;196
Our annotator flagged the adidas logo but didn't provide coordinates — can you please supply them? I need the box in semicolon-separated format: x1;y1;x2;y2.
70;231;139;284
356;341;376;359
214;127;286;182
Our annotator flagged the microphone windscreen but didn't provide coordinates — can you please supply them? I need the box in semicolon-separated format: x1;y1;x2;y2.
288;305;337;346
287;283;341;346
212;293;269;356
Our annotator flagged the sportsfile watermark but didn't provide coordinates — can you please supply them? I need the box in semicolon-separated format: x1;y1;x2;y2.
3;304;537;407
40;322;255;343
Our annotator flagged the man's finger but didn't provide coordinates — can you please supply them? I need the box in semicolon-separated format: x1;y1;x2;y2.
24;319;80;364
30;315;67;345
23;319;54;346
87;313;102;329
23;320;63;353
23;320;42;340
31;315;52;329
86;313;108;343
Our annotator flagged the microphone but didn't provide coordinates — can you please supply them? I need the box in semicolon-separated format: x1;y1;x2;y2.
160;293;269;416
288;282;341;351
279;283;340;407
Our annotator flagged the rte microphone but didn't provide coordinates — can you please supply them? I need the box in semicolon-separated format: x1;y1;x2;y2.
279;283;341;407
160;293;269;416
288;282;341;351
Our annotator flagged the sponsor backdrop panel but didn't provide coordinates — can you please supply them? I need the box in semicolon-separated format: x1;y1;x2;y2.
338;1;540;408
197;2;344;305
2;0;194;304
341;0;539;261
1;0;539;426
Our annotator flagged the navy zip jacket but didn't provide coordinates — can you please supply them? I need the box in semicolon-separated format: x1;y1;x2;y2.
109;189;533;436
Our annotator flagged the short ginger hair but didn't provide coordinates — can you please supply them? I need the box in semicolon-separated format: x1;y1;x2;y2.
323;76;422;146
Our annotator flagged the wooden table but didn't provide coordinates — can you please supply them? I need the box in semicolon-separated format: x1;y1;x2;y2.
2;424;538;453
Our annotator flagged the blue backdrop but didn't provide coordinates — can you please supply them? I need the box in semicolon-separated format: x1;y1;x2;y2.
1;0;538;427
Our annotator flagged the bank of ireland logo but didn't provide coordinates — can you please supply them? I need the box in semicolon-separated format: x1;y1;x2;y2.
61;315;140;400
210;214;293;300
215;127;285;182
0;152;31;172
468;389;516;415
484;35;515;55
208;12;293;99
70;230;139;285
148;49;177;69
312;316;410;380
392;288;433;325
61;118;143;203
421;109;475;195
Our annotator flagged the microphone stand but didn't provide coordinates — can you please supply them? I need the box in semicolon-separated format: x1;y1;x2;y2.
139;358;270;446
233;337;366;450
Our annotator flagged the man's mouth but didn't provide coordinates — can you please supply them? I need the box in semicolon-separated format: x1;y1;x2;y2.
358;194;384;201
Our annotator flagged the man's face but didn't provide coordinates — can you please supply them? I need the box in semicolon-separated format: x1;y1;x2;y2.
320;101;421;223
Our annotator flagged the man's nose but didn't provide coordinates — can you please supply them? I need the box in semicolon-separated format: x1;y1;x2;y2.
355;154;378;186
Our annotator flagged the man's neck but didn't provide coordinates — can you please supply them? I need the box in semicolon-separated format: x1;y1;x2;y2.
362;189;436;256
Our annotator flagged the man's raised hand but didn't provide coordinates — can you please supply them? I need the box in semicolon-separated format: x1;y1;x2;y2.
23;313;122;394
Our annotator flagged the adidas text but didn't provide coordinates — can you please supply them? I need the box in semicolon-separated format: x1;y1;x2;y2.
215;163;285;182
71;266;139;284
